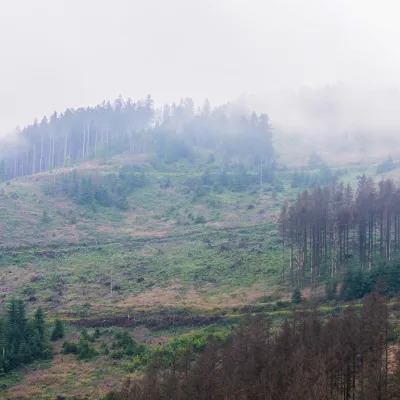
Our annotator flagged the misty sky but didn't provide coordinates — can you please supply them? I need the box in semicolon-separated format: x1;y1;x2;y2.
1;0;400;133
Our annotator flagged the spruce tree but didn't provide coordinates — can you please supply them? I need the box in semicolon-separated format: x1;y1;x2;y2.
51;319;65;342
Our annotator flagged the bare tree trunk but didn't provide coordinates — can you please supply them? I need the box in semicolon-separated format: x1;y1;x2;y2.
282;239;285;283
95;127;98;156
68;130;72;158
290;244;294;286
86;123;90;156
32;143;36;175
82;127;86;159
63;131;68;166
40;133;44;173
52;132;55;168
48;134;52;170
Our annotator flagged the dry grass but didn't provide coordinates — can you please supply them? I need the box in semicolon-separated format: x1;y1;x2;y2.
117;284;202;308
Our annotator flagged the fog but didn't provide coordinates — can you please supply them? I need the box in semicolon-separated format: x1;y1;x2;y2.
1;0;400;136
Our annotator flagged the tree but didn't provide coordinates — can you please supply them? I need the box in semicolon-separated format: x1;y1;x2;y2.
292;288;302;304
0;300;50;372
41;210;51;224
51;319;65;342
106;291;393;399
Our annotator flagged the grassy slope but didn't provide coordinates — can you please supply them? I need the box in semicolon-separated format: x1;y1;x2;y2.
0;153;296;399
3;151;398;399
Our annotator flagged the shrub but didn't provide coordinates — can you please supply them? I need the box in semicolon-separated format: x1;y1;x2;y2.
194;215;206;224
62;341;78;355
101;341;109;355
68;214;77;224
77;334;98;360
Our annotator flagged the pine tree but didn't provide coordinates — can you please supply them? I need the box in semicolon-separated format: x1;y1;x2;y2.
51;319;65;342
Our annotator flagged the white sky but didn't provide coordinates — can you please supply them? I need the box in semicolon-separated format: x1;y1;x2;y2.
1;0;400;132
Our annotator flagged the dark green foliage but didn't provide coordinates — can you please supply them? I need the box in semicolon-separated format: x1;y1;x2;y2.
340;269;370;300
291;288;302;304
194;215;206;224
0;300;50;373
93;328;101;339
291;166;337;188
183;167;270;196
340;263;400;300
111;330;147;359
62;329;98;360
95;184;113;207
61;341;78;355
100;341;109;355
50;319;65;342
54;167;146;210
77;334;98;360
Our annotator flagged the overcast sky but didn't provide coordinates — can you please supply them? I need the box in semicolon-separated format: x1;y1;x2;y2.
1;0;400;133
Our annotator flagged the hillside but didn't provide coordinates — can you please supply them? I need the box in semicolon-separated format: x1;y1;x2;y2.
1;98;400;399
0;134;286;398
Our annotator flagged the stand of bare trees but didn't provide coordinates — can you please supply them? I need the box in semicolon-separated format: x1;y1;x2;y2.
0;97;273;185
106;291;400;400
279;176;400;287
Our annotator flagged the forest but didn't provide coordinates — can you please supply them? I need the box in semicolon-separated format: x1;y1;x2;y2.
0;97;274;186
0;300;50;373
279;176;400;288
106;290;400;400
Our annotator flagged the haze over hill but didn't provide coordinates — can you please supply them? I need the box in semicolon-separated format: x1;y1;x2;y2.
2;0;400;138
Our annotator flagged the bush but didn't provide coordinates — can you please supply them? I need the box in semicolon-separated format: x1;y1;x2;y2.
276;300;290;308
93;328;101;339
340;263;400;301
77;334;98;360
62;341;78;355
111;330;147;359
110;350;124;360
68;214;77;224
101;341;109;355
194;215;206;224
126;355;144;372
